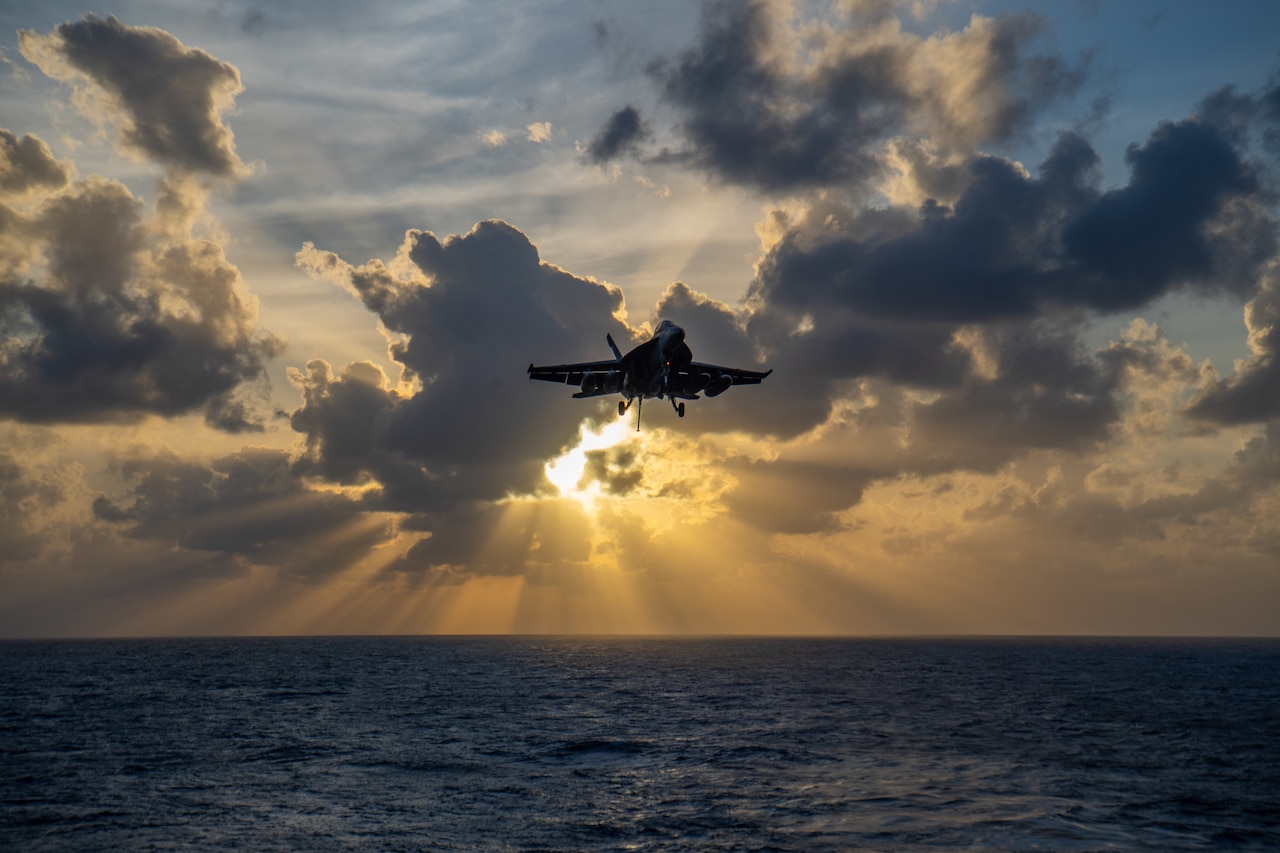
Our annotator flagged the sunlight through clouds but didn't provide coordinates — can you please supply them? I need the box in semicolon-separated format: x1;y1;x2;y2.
544;413;637;510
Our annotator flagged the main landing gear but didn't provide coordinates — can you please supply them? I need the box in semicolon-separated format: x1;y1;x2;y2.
619;396;643;430
617;395;683;429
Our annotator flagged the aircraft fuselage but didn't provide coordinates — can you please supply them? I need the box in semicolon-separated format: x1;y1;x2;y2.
527;320;771;426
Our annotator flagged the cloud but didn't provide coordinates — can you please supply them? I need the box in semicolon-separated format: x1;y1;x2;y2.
287;358;420;492
93;446;394;579
0;449;67;563
1180;80;1280;426
611;86;1279;531
1;21;282;432
0;173;282;428
1187;264;1280;424
294;25;1280;547
582;105;651;163
295;220;636;509
0;130;72;279
0;130;71;198
526;122;553;143
752;124;1270;327
4;4;1279;636
19;14;245;177
617;0;1087;192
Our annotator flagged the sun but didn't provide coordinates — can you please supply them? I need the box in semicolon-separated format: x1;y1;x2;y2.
544;413;638;510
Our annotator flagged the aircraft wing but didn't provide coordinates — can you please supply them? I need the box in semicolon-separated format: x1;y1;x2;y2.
687;362;773;385
661;361;773;399
527;360;620;396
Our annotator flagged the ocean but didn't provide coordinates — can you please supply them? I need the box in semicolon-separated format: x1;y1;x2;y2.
2;637;1277;851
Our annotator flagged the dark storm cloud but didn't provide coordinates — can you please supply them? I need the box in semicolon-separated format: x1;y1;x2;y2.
623;0;1086;192
583;105;651;164
295;220;635;508
1060;121;1266;307
0;130;71;198
0;175;282;428
93;447;392;578
19;15;245;177
753;123;1271;326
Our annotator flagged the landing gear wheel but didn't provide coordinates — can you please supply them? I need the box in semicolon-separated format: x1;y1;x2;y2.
677;402;685;418
618;400;627;417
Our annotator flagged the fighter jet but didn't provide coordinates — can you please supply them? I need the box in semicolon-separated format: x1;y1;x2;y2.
527;320;771;428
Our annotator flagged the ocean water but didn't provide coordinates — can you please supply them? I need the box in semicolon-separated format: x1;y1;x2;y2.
2;637;1278;851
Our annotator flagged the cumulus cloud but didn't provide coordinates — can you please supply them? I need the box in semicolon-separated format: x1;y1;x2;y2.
594;0;1086;192
0;19;282;431
0;130;71;198
526;121;553;143
295;220;636;509
752;123;1270;327
1188;264;1280;424
19;14;245;178
716;109;1279;451
0;172;282;428
595;62;1280;532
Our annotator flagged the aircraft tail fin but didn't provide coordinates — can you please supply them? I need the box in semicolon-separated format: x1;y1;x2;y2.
606;333;622;361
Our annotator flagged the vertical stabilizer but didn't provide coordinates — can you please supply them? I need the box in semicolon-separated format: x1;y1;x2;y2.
606;333;623;361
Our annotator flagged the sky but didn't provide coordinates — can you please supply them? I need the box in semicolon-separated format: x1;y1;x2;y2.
2;0;1279;637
